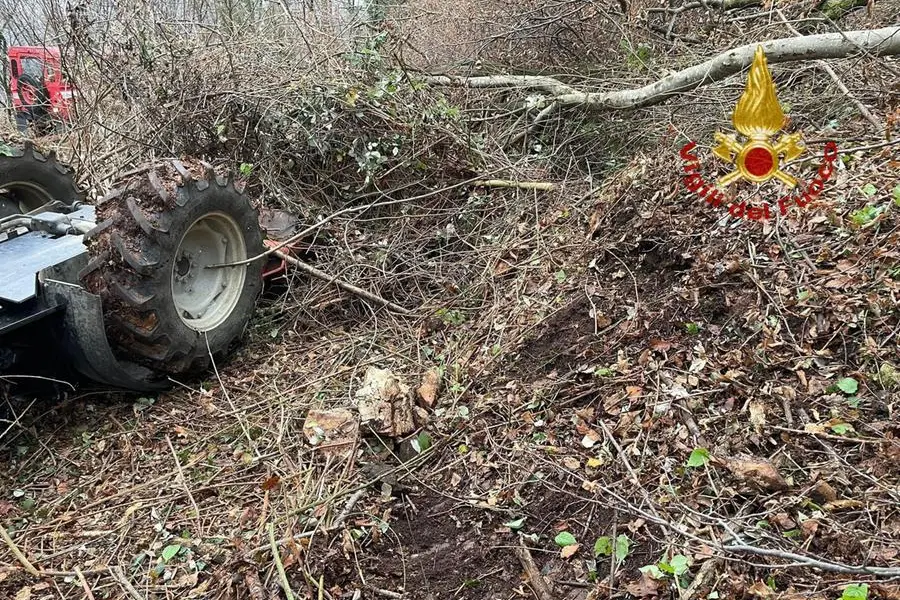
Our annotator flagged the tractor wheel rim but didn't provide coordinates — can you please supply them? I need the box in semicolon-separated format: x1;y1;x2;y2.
1;180;55;213
171;213;247;332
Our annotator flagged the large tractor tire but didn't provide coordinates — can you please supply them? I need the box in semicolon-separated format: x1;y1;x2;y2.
0;142;83;217
81;160;264;376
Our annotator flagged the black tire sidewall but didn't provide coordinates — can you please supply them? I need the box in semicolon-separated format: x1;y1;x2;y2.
0;147;82;211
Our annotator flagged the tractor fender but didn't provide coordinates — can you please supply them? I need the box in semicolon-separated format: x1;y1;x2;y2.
42;280;169;391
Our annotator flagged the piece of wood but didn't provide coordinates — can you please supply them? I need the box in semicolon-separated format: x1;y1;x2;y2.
513;545;555;600
477;179;557;191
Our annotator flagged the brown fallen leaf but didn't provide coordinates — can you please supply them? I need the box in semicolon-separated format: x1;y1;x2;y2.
261;475;280;491
416;368;442;409
810;480;838;504
822;499;864;511
726;457;789;492
649;338;672;352
242;567;266;600
800;519;819;540
872;583;900;600
625;573;661;598
747;580;775;598
560;543;580;559
770;512;797;530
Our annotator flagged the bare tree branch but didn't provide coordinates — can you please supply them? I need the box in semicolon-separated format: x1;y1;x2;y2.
426;27;900;110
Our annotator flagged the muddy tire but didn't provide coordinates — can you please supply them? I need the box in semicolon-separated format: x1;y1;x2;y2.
81;160;264;376
0;142;83;216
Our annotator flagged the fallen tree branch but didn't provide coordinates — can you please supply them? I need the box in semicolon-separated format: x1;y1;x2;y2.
776;9;882;132
513;545;556;600
476;179;557;191
426;27;900;110
507;101;560;146
645;0;759;16
274;251;414;316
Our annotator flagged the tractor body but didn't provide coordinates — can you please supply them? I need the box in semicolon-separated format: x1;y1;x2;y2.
7;46;75;133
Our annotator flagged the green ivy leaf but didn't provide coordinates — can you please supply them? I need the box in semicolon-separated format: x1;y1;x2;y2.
861;183;877;197
615;534;631;561
555;270;567;283
893;184;900;206
411;432;432;453
503;518;526;531
850;205;880;227
831;422;853;435
640;564;665;579
836;377;859;394
593;536;612;556
841;583;869;600
554;531;577;547
686;447;710;468
161;544;181;563
669;554;690;575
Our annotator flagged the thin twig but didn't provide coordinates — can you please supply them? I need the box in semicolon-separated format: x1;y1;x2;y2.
165;435;203;537
275;251;414;315
110;567;145;600
268;522;297;600
75;567;96;600
0;526;40;577
476;179;557;191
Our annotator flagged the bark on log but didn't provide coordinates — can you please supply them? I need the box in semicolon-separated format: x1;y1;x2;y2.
426;27;900;110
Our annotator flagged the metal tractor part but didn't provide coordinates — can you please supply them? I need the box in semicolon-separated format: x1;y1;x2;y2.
0;144;265;391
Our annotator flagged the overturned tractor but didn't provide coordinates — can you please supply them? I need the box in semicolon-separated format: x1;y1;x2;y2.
0;144;270;391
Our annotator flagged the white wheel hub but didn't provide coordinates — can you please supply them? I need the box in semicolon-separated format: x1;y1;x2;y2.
171;213;247;332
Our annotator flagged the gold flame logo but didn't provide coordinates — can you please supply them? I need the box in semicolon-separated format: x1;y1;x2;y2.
712;46;805;187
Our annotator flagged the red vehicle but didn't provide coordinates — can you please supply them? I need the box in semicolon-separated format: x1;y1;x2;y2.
8;46;75;133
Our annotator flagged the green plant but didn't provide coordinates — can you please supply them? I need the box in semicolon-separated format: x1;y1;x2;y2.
841;584;868;600
686;448;710;468
849;204;881;227
161;544;181;563
830;421;853;435
835;377;859;394
685;322;701;335
594;534;631;560
554;531;577;547
641;553;692;587
436;308;466;326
